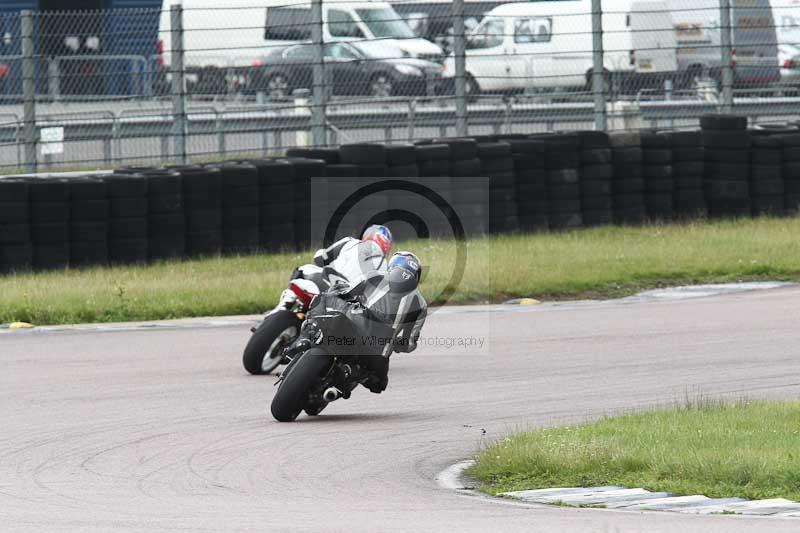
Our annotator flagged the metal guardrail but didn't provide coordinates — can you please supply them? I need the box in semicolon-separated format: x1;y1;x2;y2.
0;94;798;169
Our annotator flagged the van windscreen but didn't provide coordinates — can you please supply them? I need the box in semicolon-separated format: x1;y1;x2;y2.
265;7;312;40
355;7;415;39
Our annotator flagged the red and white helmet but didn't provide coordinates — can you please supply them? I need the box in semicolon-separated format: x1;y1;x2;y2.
362;225;393;256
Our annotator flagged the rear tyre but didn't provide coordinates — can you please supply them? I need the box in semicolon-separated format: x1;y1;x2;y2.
242;310;301;375
271;349;331;422
305;402;328;416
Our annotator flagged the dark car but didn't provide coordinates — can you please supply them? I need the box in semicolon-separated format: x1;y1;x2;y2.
250;41;443;99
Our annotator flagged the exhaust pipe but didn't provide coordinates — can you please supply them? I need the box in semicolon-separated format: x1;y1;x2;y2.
323;387;342;402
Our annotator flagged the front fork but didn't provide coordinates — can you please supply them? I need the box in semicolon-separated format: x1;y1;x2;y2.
252;289;305;334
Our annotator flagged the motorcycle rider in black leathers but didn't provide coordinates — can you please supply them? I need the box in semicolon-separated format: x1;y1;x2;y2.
356;251;427;393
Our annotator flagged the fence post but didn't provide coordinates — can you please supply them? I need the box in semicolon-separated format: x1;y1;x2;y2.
452;0;467;137
310;0;326;147
47;58;60;101
590;0;607;131
170;3;187;164
21;10;36;173
719;0;734;113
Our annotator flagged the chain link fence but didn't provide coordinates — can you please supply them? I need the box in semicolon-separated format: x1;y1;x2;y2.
0;0;798;173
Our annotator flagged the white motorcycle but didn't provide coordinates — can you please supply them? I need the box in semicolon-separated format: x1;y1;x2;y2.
241;265;329;375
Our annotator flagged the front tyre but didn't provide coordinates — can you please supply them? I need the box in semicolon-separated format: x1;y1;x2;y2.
242;311;301;375
270;349;331;422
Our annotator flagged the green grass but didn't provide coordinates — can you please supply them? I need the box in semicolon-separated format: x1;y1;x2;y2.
469;399;800;501
2;216;800;325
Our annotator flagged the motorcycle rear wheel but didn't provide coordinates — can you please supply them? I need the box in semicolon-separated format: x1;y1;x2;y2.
242;311;301;375
271;349;331;422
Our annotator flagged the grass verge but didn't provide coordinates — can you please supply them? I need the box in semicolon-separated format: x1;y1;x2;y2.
2;216;800;325
469;399;800;501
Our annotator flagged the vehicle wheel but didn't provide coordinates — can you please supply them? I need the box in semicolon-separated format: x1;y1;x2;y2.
370;74;394;97
465;74;480;102
265;74;290;99
585;69;611;96
270;349;331;422
242;310;301;375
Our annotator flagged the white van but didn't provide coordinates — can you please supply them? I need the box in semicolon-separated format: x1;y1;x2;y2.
670;0;780;87
158;0;443;86
770;0;800;46
442;1;678;95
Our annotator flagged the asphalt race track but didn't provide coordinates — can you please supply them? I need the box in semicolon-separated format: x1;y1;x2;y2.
3;286;800;532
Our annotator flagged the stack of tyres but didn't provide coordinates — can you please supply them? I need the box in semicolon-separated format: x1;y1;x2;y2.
30;178;70;270
145;169;185;260
669;131;706;218
325;162;360;178
286;157;327;249
542;134;582;229
509;138;548;231
442;138;487;237
107;172;148;264
320;161;363;239
285;148;340;166
115;166;159;176
0;178;32;272
415;143;451;178
414;143;453;238
220;163;259;254
443;138;481;178
69;177;109;266
701;114;751;217
181;166;223;256
641;132;674;220
324;161;364;239
781;133;800;213
252;159;296;251
339;143;389;178
478;141;518;233
577;131;614;227
337;144;389;240
610;131;646;224
385;144;419;178
748;133;784;216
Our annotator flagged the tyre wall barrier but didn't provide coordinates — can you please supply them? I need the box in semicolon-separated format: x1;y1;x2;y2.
1;115;799;274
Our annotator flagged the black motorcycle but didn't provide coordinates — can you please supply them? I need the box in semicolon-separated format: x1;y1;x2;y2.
270;283;394;422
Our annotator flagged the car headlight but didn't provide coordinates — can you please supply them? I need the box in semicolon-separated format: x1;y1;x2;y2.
394;64;423;76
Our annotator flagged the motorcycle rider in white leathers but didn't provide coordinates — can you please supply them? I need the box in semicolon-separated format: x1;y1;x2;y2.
274;225;394;312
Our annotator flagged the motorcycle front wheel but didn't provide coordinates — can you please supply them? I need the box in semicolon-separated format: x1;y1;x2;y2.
270;348;331;422
242;310;301;375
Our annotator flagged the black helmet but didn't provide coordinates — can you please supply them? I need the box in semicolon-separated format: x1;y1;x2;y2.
387;252;422;294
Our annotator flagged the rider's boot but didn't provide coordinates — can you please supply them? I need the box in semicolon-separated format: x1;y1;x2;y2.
364;356;389;394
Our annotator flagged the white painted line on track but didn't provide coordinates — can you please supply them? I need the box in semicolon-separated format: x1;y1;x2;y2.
438;461;800;518
499;485;800;517
435;460;475;490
